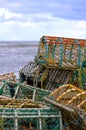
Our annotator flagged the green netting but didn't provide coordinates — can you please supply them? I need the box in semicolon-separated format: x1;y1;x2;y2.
0;80;51;102
36;36;86;69
0;108;62;130
71;67;86;90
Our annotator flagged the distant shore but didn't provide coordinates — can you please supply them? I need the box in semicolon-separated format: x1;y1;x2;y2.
0;41;39;47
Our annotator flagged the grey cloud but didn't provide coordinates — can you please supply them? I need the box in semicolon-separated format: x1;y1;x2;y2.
0;0;86;20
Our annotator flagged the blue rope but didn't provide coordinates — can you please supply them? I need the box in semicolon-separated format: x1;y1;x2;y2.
52;44;56;59
77;45;81;67
60;43;64;68
45;43;48;58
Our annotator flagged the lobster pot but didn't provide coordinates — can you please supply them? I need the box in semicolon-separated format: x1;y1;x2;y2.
0;84;62;130
19;61;86;90
0;80;51;101
0;108;62;130
19;36;86;90
19;62;73;90
36;36;86;69
44;84;86;130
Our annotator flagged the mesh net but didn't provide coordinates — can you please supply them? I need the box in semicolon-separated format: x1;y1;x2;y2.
35;36;86;69
46;84;86;130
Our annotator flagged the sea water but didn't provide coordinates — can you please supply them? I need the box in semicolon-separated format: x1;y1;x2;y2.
0;41;38;77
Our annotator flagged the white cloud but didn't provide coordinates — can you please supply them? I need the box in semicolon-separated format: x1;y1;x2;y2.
5;9;22;19
0;13;86;40
20;22;36;27
0;8;22;19
0;0;86;41
4;20;36;28
76;21;86;29
0;8;5;17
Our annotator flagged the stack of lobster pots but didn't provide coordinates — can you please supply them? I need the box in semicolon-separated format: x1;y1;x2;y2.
20;35;86;91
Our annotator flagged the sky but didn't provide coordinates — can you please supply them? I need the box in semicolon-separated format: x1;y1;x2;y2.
0;0;86;41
